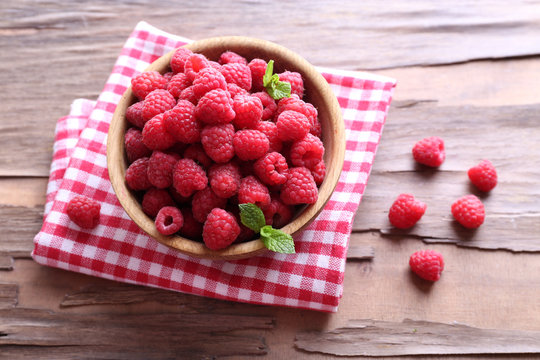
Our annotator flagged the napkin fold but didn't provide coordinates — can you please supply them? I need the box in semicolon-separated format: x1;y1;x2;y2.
33;21;396;312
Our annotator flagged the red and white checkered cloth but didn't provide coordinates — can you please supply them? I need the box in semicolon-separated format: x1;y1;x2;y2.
33;21;396;312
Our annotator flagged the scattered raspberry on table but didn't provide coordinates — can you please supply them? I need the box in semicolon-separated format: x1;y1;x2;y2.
412;136;445;167
66;196;101;229
451;194;485;229
468;159;497;192
388;193;427;229
409;250;444;282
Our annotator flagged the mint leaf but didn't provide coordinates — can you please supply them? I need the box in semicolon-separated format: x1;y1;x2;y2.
260;225;295;254
269;81;291;100
239;203;266;233
262;60;291;100
263;60;274;87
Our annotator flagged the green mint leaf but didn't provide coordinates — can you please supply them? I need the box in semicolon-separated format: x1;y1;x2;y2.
262;60;291;100
239;203;266;233
271;81;291;100
260;225;295;254
263;60;274;87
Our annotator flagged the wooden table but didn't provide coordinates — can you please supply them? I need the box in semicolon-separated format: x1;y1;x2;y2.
1;1;540;358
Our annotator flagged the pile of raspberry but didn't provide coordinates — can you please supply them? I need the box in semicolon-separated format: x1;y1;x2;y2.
123;48;325;250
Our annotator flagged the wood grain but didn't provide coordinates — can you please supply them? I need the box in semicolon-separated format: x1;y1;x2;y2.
295;319;540;356
0;205;42;260
0;283;17;309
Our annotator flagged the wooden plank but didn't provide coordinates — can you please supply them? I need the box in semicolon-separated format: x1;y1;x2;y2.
0;283;17;308
0;205;42;260
295;319;540;356
346;245;375;260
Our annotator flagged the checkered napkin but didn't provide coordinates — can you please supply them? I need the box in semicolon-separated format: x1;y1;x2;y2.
32;21;396;312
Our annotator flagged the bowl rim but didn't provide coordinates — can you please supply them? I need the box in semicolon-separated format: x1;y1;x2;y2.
107;36;345;260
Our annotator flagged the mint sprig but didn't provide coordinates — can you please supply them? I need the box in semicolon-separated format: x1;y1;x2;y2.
239;203;295;254
263;60;292;100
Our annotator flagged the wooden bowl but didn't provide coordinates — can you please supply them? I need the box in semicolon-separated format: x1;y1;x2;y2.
107;36;345;260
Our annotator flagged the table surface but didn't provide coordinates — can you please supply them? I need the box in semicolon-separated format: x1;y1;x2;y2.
1;1;540;359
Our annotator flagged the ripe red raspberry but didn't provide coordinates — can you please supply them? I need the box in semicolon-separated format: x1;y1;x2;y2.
253;152;288;186
131;71;168;100
311;160;326;186
233;130;269;161
232;94;263;129
169;186;192;204
172;158;208;197
142;89;176;121
163;71;174;82
142;188;175;218
201;124;235;163
179;208;203;240
184;53;211;82
310;119;322;138
124;128;151;163
147;151;179;189
192;187;227;223
142;113;176;150
280;167;318;205
192;67;227;99
66;195;101;229
227;83;248;99
163;100;200;144
252;92;277;121
220;63;252;91
278;71;304;97
166;73;191;98
179;86;198;105
451;195;485;229
290;133;324;170
412;136;445;167
195;89;235;125
255;121;282;153
202;208;241;250
468;160;497;192
388;193;427;229
125;157;151;191
262;196;293;228
238;175;271;208
276;110;310;142
208;162;241;198
219;51;247;65
275;95;317;127
183;143;213;168
170;47;193;73
155;206;184;235
126;101;146;128
209;60;223;72
409;250;444;282
248;59;267;92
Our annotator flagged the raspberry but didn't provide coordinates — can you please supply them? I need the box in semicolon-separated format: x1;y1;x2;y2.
219;51;247;65
232;94;263;129
290;133;324;170
275;95;317;126
208;162;241;198
468;160;497;192
131;71;168;100
220;63;252;91
310;119;322;138
163;100;200;144
253;152;288;186
167;73;190;98
248;59;267;92
184;53;211;82
142;89;176;121
142;188;174;218
311;160;326;186
163;71;174;82
388;193;427;229
202;208;241;250
179;86;198;105
276;110;310;142
155;206;184;235
124;128;151;163
195;89;235;125
172;158;208;197
125;157;151;191
142;113;176;150
169;186;192;204
451;195;485;229
262;196;293;228
233;130;269;161
147;151;179;189
126;101;146;128
170;47;194;73
412;136;445;167
409;250;444;282
252;92;277;121
183;143;213;168
255;121;282;153
278;71;304;97
238;175;271;208
192;187;227;223
192;67;227;99
66;195;101;229
280;167;318;205
209;60;223;72
227;83;248;99
201;124;235;163
179;208;203;240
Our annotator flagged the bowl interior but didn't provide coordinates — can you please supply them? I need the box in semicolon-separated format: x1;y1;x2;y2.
107;36;345;260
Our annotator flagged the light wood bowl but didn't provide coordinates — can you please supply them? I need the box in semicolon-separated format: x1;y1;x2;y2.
107;36;345;260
